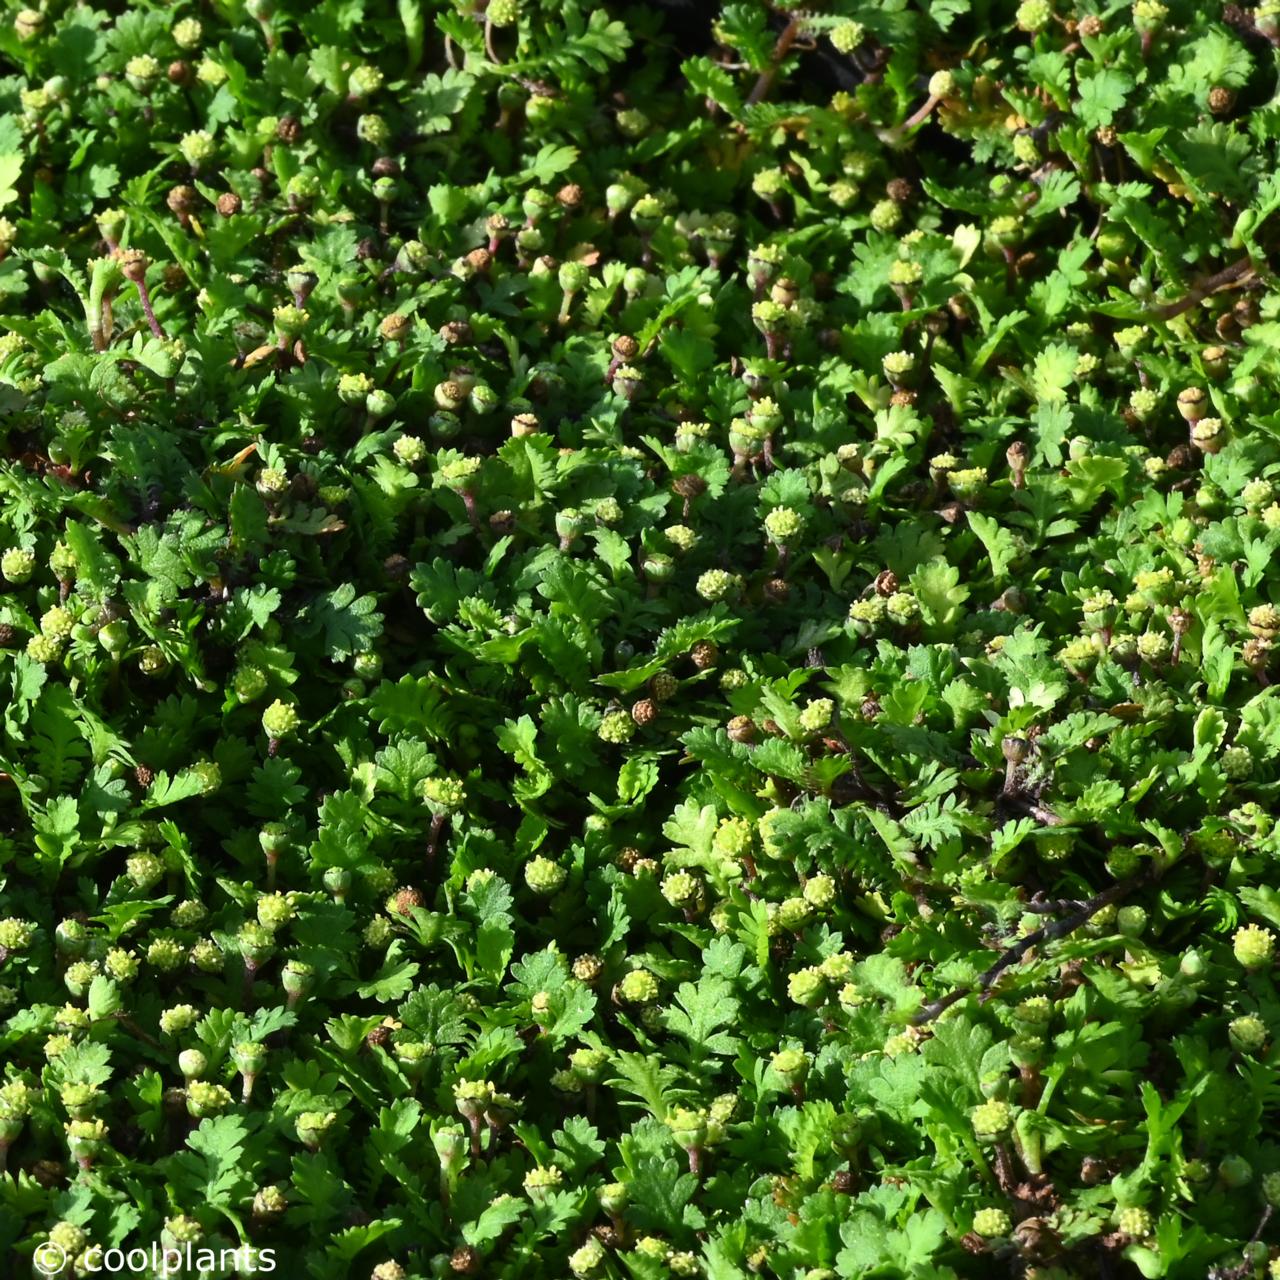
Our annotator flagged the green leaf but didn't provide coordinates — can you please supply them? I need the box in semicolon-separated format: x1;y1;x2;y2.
1076;66;1132;129
298;583;384;660
682;56;743;115
0;153;22;208
662;972;741;1056
967;511;1018;585
521;144;580;185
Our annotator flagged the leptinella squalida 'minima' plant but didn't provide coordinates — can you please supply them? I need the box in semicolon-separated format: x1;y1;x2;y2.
3;0;1280;1276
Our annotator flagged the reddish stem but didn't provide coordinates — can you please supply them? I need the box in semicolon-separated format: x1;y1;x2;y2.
134;279;165;340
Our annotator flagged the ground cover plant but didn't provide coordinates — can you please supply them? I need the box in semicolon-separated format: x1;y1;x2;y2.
7;0;1280;1276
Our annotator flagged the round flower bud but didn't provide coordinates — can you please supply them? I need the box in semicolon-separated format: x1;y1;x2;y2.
798;698;833;733
295;1110;338;1149
178;1049;208;1080
347;64;384;100
148;936;186;972
523;1165;563;1201
598;710;636;744
787;966;826;1007
770;1047;809;1086
1229;1014;1267;1053
256;892;294;930
524;856;566;895
973;1207;1011;1238
928;70;956;98
558;261;589;293
273;305;309;340
1234;924;1275;971
356;113;390;147
15;9;44;40
173;16;202;48
1243;478;1274;513
1016;0;1051;31
48;1221;89;1257
696;569;739;602
104;948;139;982
971;1099;1012;1139
1222;745;1253;780
569;1238;606;1278
661;871;699;908
803;874;836;908
666;1107;708;1150
186;1081;232;1117
178;130;216;170
40;606;74;641
869;199;902;233
197;57;229;86
763;505;804;545
261;700;300;740
1116;905;1146;937
1;546;35;583
616;968;659;1005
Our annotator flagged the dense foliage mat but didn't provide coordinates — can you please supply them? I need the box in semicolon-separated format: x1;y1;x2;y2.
8;0;1280;1276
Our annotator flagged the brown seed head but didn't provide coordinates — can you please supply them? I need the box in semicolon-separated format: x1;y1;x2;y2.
690;641;718;670
119;249;148;283
631;698;658;726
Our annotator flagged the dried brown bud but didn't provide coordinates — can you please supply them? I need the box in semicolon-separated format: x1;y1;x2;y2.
886;177;913;203
1006;440;1030;486
390;886;425;917
216;192;242;217
612;334;639;360
450;1246;480;1275
636;675;671;709
690;641;718;670
167;185;198;216
119;249;148;283
771;277;799;307
31;1160;65;1189
727;715;756;744
556;183;583;208
631;698;658;726
276;116;302;144
874;570;899;597
672;474;707;500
